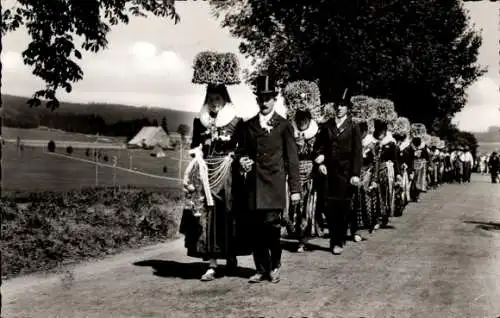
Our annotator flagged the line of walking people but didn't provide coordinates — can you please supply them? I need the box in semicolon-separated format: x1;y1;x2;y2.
179;51;477;284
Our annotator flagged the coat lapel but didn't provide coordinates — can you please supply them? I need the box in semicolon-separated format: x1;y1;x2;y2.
336;117;350;136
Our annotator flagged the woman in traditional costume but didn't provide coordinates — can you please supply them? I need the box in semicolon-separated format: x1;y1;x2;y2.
391;116;412;216
427;136;441;189
180;51;252;281
283;81;322;252
409;123;429;201
436;140;445;185
372;99;399;227
349;95;378;240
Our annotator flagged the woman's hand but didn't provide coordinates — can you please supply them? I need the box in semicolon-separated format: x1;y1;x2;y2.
318;164;327;175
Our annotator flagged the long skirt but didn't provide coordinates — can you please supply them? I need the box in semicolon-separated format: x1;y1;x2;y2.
393;169;409;217
413;159;427;191
377;165;390;223
378;161;395;221
351;167;378;232
180;156;252;260
463;162;471;182
285;160;321;241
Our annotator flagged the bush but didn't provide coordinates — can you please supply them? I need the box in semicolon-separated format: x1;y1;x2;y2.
0;188;182;278
47;140;56;152
66;146;73;154
85;148;90;157
163;166;168;173
103;155;109;162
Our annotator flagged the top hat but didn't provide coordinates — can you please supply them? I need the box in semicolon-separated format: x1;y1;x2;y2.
254;75;278;95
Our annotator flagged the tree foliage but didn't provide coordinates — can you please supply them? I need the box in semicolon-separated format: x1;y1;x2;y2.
176;124;190;140
211;0;485;135
1;0;179;110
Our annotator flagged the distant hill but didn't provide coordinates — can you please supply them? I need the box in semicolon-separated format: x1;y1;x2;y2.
473;126;500;143
0;94;197;138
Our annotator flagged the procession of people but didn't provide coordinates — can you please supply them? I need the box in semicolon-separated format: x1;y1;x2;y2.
179;51;499;284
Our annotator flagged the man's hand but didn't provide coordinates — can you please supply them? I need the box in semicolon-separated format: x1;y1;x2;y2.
318;164;327;175
239;156;254;172
290;193;301;202
350;176;361;186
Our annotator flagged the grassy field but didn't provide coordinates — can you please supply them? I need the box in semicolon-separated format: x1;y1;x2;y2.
2;144;189;194
477;142;500;154
2;127;127;143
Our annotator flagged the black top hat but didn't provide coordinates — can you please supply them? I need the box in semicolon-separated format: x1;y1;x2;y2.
334;97;353;108
254;75;278;95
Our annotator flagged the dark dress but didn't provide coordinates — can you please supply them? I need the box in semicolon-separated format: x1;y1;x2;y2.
285;122;322;242
180;112;252;260
395;139;414;215
376;134;400;223
351;135;378;232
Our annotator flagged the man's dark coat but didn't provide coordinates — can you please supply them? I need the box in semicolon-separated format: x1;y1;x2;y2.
313;117;362;200
235;112;301;211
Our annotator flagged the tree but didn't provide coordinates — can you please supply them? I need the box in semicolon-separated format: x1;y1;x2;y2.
211;0;485;135
161;116;169;135
152;119;159;127
176;124;190;142
1;0;179;110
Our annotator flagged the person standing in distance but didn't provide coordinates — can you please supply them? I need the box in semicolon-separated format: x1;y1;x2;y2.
313;97;362;255
235;75;301;283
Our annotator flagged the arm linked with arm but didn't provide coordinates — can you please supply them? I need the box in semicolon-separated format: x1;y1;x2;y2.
283;122;301;194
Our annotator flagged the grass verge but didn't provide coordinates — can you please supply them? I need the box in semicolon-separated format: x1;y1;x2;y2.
1;187;183;279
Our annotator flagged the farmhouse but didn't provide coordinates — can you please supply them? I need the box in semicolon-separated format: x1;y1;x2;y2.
128;126;172;149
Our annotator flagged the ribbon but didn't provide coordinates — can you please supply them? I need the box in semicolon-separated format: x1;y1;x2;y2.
183;147;214;206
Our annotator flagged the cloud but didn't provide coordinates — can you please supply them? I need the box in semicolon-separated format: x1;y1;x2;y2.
128;41;188;76
453;76;500;132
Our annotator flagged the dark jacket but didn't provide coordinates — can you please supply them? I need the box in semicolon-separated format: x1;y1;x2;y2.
313;117;362;200
235;112;300;211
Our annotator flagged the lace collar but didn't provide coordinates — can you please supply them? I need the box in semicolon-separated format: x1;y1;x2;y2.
293;120;319;140
399;137;411;151
380;132;396;146
363;134;377;147
198;103;237;128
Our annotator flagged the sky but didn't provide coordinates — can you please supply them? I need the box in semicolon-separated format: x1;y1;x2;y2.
1;1;499;131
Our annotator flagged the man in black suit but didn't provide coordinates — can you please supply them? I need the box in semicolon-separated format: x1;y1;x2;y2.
235;75;301;283
313;98;362;255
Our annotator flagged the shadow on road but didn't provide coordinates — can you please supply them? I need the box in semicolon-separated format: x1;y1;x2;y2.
464;220;500;232
133;260;254;279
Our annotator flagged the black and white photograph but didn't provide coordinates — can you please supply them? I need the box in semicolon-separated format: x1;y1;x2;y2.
1;0;499;317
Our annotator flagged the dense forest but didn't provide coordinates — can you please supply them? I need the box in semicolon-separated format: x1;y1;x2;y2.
1;94;196;140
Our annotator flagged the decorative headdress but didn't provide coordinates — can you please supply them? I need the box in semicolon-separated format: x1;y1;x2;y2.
410;123;426;139
438;139;446;149
192;51;241;85
283;80;322;123
372;98;398;126
422;134;432;146
392;117;411;137
317;102;336;124
429;136;440;148
350;95;377;132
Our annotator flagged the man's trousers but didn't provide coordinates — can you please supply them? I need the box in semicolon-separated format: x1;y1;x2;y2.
252;209;282;274
324;199;351;248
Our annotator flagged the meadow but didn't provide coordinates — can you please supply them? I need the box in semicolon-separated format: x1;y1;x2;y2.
1;129;188;278
3;126;127;143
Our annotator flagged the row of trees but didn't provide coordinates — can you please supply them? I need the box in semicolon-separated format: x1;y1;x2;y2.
1;0;484;151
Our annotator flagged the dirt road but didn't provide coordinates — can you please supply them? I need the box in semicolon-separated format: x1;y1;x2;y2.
2;174;499;318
